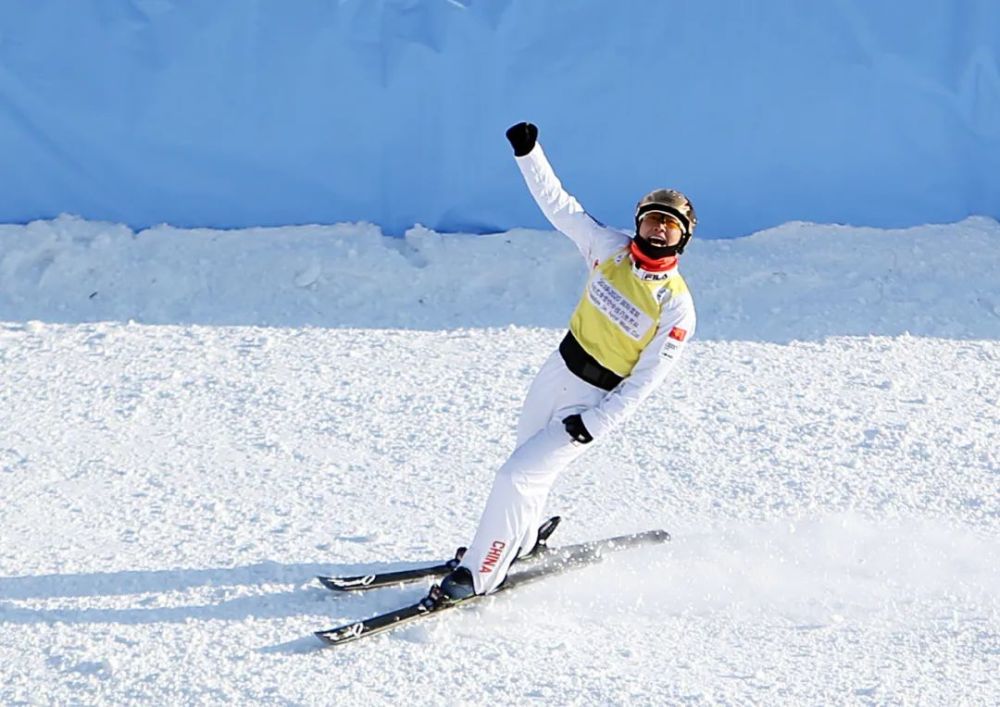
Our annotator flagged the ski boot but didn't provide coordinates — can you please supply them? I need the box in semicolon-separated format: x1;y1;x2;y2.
517;515;561;561
430;516;562;607
424;567;478;609
436;566;478;603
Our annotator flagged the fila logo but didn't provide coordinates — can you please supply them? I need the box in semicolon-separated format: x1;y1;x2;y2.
668;326;688;342
479;540;507;573
636;268;670;281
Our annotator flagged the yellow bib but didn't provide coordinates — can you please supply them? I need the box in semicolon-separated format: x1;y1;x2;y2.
569;249;689;377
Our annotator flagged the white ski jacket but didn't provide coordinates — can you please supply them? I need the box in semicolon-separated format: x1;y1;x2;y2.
514;143;697;439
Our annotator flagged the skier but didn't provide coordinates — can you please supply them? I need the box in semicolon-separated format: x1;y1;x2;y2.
438;122;697;601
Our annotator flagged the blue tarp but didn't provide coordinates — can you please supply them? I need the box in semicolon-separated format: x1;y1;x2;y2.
1;1;998;236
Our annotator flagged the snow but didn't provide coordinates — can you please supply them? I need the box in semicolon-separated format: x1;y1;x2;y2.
1;216;998;704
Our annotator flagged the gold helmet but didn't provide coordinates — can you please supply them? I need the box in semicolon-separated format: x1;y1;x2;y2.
635;189;697;254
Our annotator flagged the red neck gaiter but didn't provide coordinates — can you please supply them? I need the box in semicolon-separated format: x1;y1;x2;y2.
629;240;678;273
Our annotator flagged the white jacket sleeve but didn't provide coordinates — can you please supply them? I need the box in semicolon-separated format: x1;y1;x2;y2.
579;294;696;439
515;144;628;264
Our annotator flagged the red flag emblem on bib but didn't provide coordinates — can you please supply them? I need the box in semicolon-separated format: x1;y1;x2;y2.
668;327;688;342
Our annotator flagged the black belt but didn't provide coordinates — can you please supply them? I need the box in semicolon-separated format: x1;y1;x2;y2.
559;332;623;391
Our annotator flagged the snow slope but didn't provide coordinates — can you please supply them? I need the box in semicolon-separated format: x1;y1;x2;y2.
1;217;998;704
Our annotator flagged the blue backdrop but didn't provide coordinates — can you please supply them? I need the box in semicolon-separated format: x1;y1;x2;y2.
1;1;998;237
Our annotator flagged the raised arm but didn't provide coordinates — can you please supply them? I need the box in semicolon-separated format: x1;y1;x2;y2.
507;122;627;264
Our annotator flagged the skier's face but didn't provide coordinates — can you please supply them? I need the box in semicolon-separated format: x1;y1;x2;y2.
638;212;684;248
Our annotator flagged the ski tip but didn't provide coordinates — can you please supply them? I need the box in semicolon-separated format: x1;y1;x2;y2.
316;576;344;591
314;624;364;646
317;575;375;591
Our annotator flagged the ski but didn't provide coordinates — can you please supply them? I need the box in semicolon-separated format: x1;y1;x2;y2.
317;516;561;592
317;551;463;592
314;528;670;647
318;556;459;591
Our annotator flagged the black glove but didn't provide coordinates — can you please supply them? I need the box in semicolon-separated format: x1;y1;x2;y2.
563;414;593;445
505;122;538;157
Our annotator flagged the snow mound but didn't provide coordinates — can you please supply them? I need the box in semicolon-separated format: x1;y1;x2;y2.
1;214;998;340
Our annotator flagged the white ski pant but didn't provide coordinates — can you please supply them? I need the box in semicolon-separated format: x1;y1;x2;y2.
459;348;607;594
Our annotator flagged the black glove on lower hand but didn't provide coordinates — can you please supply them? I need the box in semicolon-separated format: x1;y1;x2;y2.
505;122;538;157
563;414;593;445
